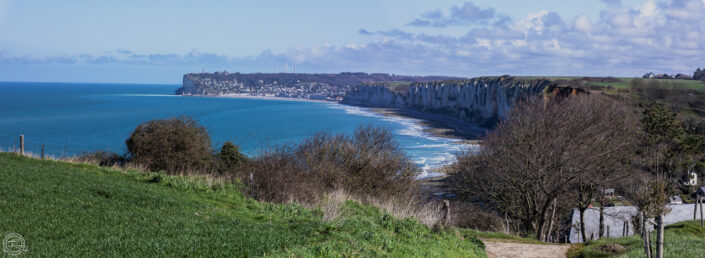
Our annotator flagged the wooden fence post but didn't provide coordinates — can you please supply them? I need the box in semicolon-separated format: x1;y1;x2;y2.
695;195;699;220
41;144;45;160
19;135;24;155
698;195;705;227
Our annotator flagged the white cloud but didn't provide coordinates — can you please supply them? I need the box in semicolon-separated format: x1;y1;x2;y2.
407;2;497;27
3;0;705;78
574;14;593;32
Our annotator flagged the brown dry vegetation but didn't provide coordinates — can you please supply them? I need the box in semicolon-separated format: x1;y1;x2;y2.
241;126;421;206
446;94;640;240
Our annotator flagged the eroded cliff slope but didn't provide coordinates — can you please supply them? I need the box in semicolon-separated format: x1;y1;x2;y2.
342;76;554;126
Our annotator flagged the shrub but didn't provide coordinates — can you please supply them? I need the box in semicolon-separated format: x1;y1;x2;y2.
217;142;248;173
450;201;507;232
77;150;125;167
245;126;419;204
125;116;215;174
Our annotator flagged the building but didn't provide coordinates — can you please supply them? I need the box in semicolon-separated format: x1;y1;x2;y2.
669;195;683;205
603;188;615;198
685;170;698;186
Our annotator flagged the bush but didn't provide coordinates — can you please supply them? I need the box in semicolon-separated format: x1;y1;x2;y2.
77;151;125;167
450;201;507;232
245;126;419;203
125;116;215;174
217;142;248;173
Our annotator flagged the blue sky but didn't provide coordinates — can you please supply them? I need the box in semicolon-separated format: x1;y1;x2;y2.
0;0;703;83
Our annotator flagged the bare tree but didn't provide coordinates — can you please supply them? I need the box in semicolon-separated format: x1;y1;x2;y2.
448;94;638;240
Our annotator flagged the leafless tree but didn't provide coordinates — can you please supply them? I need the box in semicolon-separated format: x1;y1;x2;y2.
448;94;638;240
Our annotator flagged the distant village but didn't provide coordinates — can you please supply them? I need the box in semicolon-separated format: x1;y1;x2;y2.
642;66;705;81
175;71;460;101
182;71;349;101
642;72;692;80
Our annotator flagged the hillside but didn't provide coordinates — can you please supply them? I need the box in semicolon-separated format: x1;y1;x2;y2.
0;153;486;257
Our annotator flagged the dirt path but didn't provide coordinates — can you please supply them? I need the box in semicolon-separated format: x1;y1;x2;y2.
482;240;570;258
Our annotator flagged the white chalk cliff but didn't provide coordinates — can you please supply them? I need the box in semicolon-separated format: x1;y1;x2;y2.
342;76;552;125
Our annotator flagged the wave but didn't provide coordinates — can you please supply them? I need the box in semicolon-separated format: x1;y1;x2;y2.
326;103;471;178
326;103;442;141
325;104;381;118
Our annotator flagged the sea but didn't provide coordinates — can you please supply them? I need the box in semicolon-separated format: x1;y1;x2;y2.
0;82;470;178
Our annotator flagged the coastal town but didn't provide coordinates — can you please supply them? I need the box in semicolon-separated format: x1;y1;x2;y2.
178;71;348;101
175;71;459;101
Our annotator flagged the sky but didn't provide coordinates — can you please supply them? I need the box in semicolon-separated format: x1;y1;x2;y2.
0;0;704;83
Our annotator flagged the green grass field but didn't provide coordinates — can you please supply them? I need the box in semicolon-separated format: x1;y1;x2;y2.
568;220;705;258
0;153;486;257
518;76;705;92
589;78;705;91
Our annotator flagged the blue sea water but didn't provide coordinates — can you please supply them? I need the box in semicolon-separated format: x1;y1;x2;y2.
0;82;467;177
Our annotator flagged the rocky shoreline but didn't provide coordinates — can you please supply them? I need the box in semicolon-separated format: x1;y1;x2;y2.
368;107;486;141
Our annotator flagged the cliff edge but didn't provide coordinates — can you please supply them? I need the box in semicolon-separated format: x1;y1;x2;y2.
342;76;580;127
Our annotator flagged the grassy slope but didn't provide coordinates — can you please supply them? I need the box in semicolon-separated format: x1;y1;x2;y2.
518;76;705;92
0;153;485;257
568;220;705;258
589;78;705;92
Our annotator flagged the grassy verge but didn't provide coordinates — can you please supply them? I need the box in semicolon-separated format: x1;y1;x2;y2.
568;220;705;257
0;153;486;257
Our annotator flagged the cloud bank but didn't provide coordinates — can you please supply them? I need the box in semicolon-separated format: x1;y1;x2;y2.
2;0;705;81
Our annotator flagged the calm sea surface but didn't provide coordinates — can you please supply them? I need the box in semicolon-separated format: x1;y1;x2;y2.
0;82;466;177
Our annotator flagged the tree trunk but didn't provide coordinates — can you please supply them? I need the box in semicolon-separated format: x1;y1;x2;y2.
580;208;588;243
642;212;652;258
535;198;554;241
656;215;664;258
535;215;546;241
546;199;557;242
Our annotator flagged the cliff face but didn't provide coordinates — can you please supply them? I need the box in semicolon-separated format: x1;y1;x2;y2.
342;76;553;125
341;85;408;107
176;75;199;95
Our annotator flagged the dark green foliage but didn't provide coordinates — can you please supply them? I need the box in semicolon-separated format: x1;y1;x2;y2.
217;141;247;172
641;103;686;145
125;116;215;174
694;68;705;81
681;134;705;155
77;150;125;167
